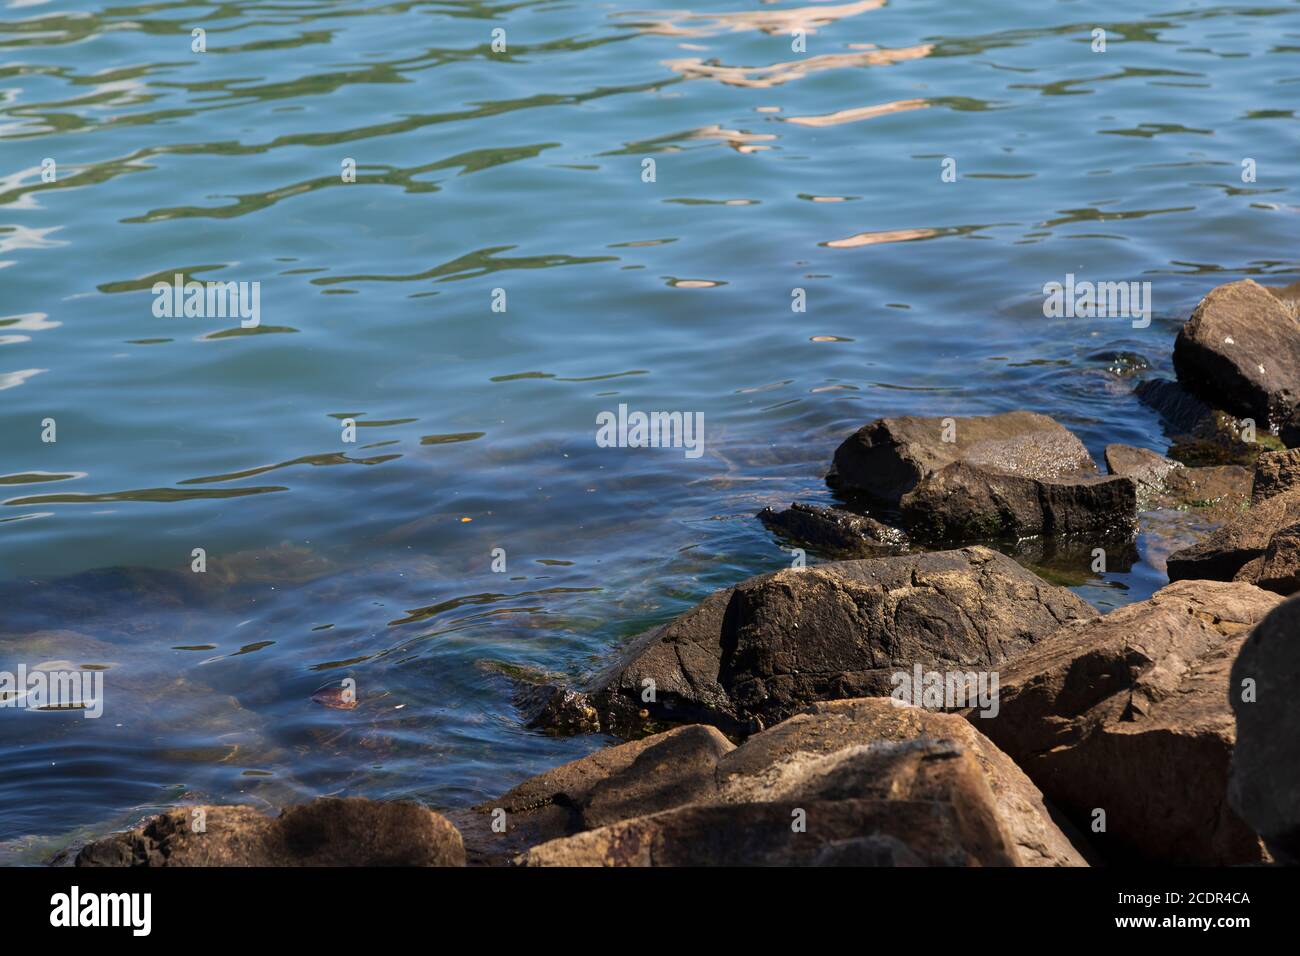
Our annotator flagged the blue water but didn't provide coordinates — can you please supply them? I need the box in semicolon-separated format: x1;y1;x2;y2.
1;0;1297;860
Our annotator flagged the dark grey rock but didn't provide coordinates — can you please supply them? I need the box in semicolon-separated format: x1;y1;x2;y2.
899;461;1136;541
1229;593;1300;864
828;411;1097;502
757;501;907;558
534;547;1097;738
1173;279;1300;427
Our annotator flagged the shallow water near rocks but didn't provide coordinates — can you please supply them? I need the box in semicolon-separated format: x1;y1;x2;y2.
1;0;1297;860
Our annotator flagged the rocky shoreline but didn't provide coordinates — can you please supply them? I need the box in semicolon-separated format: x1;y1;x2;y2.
75;279;1300;867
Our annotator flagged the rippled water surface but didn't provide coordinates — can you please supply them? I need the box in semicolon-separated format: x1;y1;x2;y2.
1;0;1298;858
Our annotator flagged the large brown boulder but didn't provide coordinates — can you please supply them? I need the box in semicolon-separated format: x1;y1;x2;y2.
899;460;1136;541
1229;594;1300;864
470;700;1084;867
829;411;1097;500
76;798;465;866
1173;279;1300;428
712;698;1087;866
827;412;1135;541
447;725;734;865
519;738;1020;867
1167;487;1300;590
532;547;1097;737
971;580;1280;864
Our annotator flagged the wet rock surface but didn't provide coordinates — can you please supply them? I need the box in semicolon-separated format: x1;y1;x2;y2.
1167;487;1300;590
1104;443;1250;527
1173;279;1300;427
1229;594;1300;864
1135;377;1275;466
1104;443;1181;495
757;501;908;558
1105;442;1246;503
76;798;465;867
899;461;1135;541
829;411;1099;501
827;412;1136;542
530;547;1097;738
971;580;1280;864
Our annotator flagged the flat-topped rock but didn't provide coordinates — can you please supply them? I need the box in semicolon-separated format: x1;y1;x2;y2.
829;411;1097;502
827;412;1136;542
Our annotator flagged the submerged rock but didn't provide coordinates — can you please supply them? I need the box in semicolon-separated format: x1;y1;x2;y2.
757;501;907;558
827;412;1135;541
1104;443;1249;519
1173;279;1300;429
999;535;1138;588
529;547;1096;737
1229;594;1300;864
76;797;465;867
971;580;1279;864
